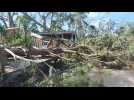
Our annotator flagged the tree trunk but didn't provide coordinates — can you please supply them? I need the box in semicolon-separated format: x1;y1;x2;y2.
0;48;65;58
42;16;47;32
8;12;15;27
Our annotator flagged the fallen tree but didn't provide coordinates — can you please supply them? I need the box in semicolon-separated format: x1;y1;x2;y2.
0;45;131;87
4;48;51;63
0;60;78;87
0;46;97;61
0;48;64;58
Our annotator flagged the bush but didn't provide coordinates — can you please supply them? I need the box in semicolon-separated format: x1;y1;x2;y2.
37;62;102;87
112;36;129;51
7;32;33;47
128;43;134;61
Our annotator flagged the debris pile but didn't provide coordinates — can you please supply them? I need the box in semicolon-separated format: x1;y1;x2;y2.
0;44;133;87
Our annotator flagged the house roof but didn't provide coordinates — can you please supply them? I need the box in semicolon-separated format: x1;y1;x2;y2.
31;33;43;39
5;27;20;30
37;31;75;35
31;31;76;40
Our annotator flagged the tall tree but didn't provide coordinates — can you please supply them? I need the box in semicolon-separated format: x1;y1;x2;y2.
8;12;16;27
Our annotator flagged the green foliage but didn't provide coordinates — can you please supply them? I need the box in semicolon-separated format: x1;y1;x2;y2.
87;33;116;51
7;32;23;45
23;34;33;47
17;16;38;32
38;62;101;87
99;33;115;49
128;42;134;61
17;16;30;28
62;75;101;87
31;63;38;74
112;36;129;50
0;24;6;36
7;32;33;47
63;75;89;87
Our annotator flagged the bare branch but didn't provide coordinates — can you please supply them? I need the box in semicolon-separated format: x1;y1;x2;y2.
22;12;49;31
0;16;8;20
4;48;50;63
0;16;8;28
23;12;43;26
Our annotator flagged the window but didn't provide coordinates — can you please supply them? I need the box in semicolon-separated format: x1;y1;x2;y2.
43;41;49;48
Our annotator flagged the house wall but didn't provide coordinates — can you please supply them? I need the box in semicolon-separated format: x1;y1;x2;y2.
5;27;24;39
31;32;75;49
32;37;44;48
32;36;59;49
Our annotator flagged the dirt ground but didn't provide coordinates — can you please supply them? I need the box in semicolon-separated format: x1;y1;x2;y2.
89;68;134;87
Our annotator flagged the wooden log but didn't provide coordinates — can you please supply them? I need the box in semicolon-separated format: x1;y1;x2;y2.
0;48;64;58
4;48;51;63
0;47;98;62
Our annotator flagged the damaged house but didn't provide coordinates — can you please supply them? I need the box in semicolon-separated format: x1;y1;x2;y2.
31;32;76;49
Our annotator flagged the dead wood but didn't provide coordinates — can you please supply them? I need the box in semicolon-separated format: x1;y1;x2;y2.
101;60;126;69
0;47;98;62
0;58;72;87
4;48;51;63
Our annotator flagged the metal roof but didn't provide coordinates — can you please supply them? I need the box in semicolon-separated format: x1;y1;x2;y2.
37;31;75;35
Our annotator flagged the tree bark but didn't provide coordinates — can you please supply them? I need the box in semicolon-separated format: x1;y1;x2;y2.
0;48;65;58
8;12;15;27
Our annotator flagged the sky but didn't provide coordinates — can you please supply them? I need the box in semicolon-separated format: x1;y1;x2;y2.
111;12;134;23
85;12;134;31
20;12;134;32
89;12;134;23
18;12;134;31
1;12;134;31
32;12;134;25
